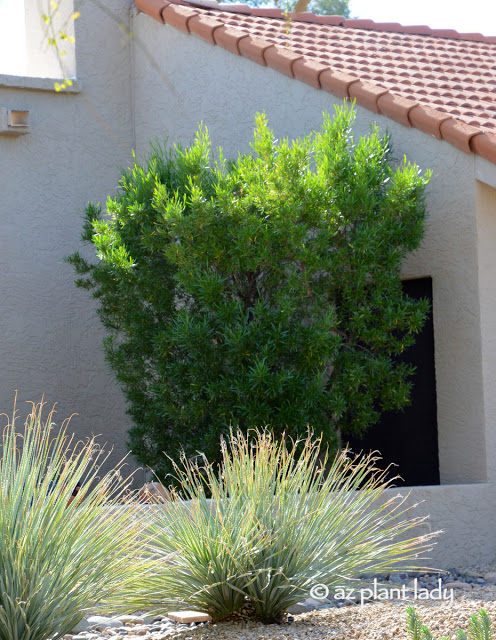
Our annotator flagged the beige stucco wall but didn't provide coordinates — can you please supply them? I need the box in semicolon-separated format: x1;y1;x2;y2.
1;2;496;567
0;0;145;481
131;14;496;566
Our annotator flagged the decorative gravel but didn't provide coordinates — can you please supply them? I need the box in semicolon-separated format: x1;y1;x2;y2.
67;566;496;640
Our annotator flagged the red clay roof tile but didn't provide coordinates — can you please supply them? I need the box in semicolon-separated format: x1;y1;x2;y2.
408;105;452;138
263;46;303;77
292;57;328;88
251;8;284;18
136;0;496;163
377;93;417;127
470;132;496;163
319;68;358;98
188;14;224;44
213;24;245;54
161;4;195;33
135;0;168;22
238;34;272;65
439;118;481;152
348;81;388;112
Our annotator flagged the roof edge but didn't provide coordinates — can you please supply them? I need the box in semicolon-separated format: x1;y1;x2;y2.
134;0;496;165
137;0;496;42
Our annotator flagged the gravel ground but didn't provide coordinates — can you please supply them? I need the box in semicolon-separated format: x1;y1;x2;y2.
71;566;496;640
176;587;496;640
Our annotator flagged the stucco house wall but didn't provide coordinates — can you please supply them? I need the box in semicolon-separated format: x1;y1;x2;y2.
0;0;144;481
130;14;496;567
1;0;496;567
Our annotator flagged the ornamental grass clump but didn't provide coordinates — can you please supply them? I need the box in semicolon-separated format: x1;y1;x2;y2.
0;399;151;640
146;430;439;623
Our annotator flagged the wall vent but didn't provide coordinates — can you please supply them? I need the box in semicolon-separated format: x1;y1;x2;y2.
0;108;30;135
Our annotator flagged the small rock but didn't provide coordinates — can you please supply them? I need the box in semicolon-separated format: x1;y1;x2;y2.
483;571;496;582
119;617;145;626
443;581;473;591
168;611;212;624
88;617;123;630
288;603;311;615
463;569;483;578
72;620;91;634
306;598;326;608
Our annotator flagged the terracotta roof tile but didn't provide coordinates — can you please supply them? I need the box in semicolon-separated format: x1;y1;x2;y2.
439;118;481;152
136;0;496;164
470;132;496;163
292;57;328;88
377;93;416;127
188;14;224;43
408;104;452;138
263;46;303;77
238;34;272;65
213;24;245;54
348;80;388;113
161;4;195;32
135;0;168;22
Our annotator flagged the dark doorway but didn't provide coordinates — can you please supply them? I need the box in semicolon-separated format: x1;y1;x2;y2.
346;278;440;487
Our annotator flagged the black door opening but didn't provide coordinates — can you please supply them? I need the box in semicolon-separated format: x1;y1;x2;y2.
345;277;440;487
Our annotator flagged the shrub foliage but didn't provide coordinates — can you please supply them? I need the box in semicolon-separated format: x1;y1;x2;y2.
68;106;431;476
146;430;438;623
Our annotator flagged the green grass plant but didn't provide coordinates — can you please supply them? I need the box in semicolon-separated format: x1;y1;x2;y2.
146;430;439;623
0;398;152;640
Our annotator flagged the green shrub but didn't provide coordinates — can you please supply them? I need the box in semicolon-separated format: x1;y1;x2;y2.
406;606;493;640
145;430;439;623
67;105;431;477
0;399;152;640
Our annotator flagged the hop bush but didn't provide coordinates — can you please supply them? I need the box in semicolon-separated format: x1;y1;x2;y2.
145;430;439;623
67;105;431;478
0;399;152;640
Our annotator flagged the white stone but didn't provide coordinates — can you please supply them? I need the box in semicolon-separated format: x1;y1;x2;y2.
88;616;123;630
168;611;212;623
119;616;146;626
